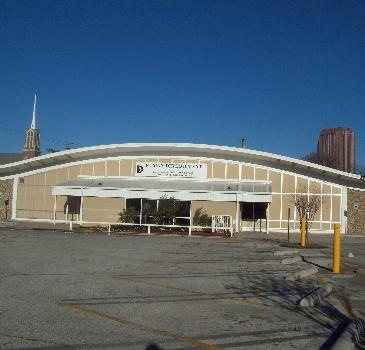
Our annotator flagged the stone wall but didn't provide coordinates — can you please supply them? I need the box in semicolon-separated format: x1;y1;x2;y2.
0;179;13;221
347;189;365;234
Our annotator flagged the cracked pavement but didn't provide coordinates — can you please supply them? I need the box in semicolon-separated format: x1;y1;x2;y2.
0;228;364;349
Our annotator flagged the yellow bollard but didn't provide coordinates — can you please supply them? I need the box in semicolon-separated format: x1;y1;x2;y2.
300;217;306;248
333;224;341;273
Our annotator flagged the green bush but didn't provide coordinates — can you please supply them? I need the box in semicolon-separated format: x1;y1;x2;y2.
193;207;211;227
119;207;140;223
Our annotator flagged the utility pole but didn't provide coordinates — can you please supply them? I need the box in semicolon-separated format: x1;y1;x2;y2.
241;137;246;148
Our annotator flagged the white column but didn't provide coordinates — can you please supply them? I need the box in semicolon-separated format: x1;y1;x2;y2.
11;176;19;220
80;196;84;224
65;204;69;223
235;198;240;233
189;201;192;236
253;202;255;232
53;195;57;225
266;204;270;235
341;186;347;234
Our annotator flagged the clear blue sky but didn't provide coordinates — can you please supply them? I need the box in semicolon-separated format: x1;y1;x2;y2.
0;0;364;166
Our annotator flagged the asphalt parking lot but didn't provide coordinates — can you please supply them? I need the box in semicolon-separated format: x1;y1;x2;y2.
0;228;364;350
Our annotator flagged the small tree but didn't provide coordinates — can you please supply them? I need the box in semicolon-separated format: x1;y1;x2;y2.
292;191;320;242
158;195;182;225
142;202;154;224
302;151;320;164
302;151;338;170
355;165;365;179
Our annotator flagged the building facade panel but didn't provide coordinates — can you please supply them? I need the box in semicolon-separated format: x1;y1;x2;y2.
226;163;239;179
107;160;119;176
309;180;321;194
199;161;213;179
16;182;26;211
347;189;365;234
93;162;106;176
332;197;341;223
311;221;321;230
242;165;254;180
296;177;308;193
322;184;331;194
270;194;281;220
269;171;281;193
83;197;123;223
57;168;69;183
45;170;57;185
55;196;67;219
332;186;342;195
321;196;331;222
120;160;132;177
191;201;235;218
34;173;46;186
0;179;13;220
281;194;292;222
255;167;268;181
282;174;295;193
81;163;93;176
68;165;82;180
213;162;225;179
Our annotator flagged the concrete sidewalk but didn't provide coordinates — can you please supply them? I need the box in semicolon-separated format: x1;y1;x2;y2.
0;220;72;231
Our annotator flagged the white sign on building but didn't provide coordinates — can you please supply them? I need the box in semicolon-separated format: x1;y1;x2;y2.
135;162;207;178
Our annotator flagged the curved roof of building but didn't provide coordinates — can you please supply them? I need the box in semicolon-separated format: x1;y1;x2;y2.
0;143;363;188
0;153;23;165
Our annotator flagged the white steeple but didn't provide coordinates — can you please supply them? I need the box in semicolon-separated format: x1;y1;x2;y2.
31;94;37;129
24;94;41;159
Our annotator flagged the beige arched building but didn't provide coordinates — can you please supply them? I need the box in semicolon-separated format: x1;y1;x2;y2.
0;143;364;234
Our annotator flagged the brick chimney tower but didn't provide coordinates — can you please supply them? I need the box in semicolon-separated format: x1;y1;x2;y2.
23;94;41;159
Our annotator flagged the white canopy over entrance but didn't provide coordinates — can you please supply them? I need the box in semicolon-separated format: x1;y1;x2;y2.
52;176;272;203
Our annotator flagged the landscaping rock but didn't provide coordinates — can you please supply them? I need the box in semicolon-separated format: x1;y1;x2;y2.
284;266;318;281
298;284;333;307
281;255;303;265
273;249;298;256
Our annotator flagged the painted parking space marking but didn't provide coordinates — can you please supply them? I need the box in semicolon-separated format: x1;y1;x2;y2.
113;275;278;309
144;260;210;273
59;302;224;350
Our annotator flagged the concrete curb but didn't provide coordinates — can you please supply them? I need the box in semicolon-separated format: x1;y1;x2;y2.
284;266;318;281
273;249;298;257
281;255;303;265
298;284;333;307
356;268;365;275
300;250;326;257
325;318;365;350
